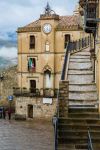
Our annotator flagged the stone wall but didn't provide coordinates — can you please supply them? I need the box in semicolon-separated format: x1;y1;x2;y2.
58;80;69;117
15;97;57;119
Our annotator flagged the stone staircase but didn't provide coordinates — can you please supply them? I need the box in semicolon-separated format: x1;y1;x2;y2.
68;47;98;107
56;47;100;150
57;107;100;150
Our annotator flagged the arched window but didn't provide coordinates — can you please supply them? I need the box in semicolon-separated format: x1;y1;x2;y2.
44;70;52;88
30;35;35;49
28;58;36;72
64;34;70;49
45;41;50;52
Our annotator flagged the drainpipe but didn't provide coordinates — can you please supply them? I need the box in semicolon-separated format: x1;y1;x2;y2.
93;32;96;82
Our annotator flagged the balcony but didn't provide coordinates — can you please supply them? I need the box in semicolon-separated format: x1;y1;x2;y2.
13;87;58;98
79;0;98;8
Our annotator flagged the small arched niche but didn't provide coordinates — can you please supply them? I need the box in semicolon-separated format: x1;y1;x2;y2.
44;69;52;88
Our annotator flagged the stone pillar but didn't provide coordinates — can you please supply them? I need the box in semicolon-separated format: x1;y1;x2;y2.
58;80;69;118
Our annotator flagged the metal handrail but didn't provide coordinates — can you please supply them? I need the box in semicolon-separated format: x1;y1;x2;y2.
88;130;93;150
61;36;90;81
53;116;58;150
61;42;70;80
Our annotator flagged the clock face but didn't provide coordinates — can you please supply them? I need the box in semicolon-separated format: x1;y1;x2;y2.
43;24;52;34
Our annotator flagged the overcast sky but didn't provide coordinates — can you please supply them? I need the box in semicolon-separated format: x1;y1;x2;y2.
0;0;78;62
0;0;78;33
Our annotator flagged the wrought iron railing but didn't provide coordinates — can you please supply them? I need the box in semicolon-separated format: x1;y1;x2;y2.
13;87;58;97
61;36;90;80
88;130;93;150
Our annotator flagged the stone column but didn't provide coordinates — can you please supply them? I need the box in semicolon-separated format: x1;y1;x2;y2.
58;80;69;118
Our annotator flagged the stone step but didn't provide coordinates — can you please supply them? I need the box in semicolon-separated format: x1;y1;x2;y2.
57;144;76;150
58;136;100;144
58;118;100;125
68;69;93;75
58;124;100;131
70;55;90;59
69;104;98;108
57;144;88;150
69;59;91;63
58;130;100;137
75;144;88;150
70;58;91;63
69;90;97;93
69;101;97;106
68;112;99;118
93;144;100;150
69;92;97;100
68;74;93;84
69;84;97;91
69;62;92;70
73;51;90;56
68;108;98;113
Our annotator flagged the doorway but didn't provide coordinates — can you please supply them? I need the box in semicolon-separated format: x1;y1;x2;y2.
28;104;33;118
30;80;36;93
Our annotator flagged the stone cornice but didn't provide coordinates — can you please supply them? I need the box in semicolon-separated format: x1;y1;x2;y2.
56;25;83;31
17;25;82;33
17;27;41;33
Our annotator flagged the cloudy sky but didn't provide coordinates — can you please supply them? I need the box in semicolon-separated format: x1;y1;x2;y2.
0;0;78;64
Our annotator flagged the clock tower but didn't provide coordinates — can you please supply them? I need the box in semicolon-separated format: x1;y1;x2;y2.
40;3;60;53
39;3;60;91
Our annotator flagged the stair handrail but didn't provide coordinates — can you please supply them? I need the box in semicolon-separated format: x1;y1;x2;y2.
52;116;58;150
88;129;93;150
61;42;70;80
61;36;90;80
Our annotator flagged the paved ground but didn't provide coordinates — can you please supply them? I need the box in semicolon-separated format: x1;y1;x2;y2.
0;119;54;150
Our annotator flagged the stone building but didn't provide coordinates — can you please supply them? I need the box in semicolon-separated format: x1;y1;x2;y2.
15;3;88;119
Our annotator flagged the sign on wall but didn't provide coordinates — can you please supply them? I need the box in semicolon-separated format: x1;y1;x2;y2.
43;98;52;104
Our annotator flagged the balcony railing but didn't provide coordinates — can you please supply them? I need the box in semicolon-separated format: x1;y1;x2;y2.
13;87;58;98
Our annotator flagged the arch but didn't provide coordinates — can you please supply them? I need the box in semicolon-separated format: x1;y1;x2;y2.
44;69;52;88
43;65;52;73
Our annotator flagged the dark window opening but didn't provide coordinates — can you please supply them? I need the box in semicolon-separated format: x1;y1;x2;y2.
28;58;36;72
64;34;70;49
30;80;36;93
30;35;35;49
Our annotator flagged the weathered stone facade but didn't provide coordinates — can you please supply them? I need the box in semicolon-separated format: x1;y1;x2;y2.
16;97;57;119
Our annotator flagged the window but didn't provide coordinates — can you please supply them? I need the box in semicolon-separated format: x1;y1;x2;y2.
28;58;36;72
30;80;36;93
64;34;70;49
45;41;50;52
30;35;35;49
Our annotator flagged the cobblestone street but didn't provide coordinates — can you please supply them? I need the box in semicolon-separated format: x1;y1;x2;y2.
0;119;54;150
